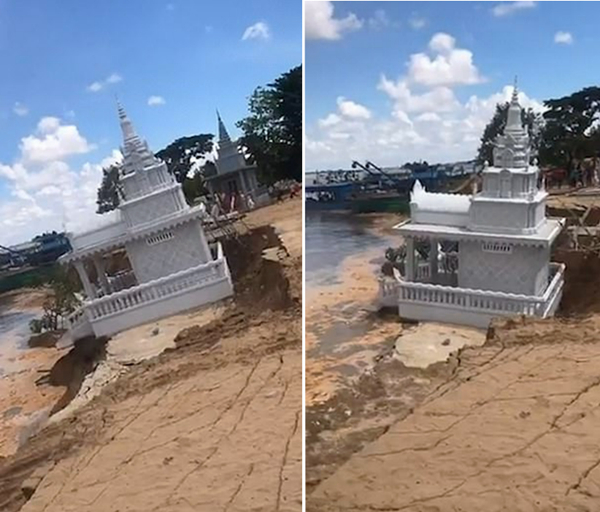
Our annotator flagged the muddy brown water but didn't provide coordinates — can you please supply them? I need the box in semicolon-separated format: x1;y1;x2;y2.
306;212;392;287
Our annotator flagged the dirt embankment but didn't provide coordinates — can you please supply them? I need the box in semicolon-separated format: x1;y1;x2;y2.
554;248;600;316
0;198;302;512
309;311;600;511
0;288;49;311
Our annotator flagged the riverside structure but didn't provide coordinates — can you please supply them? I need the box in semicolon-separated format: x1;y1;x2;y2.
379;85;565;328
60;104;233;341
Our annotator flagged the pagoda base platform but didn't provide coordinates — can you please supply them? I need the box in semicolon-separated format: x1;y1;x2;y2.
66;242;233;342
379;262;564;329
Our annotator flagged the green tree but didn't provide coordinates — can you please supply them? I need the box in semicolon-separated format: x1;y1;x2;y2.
476;102;541;165
182;170;208;204
538;86;600;171
237;65;302;184
30;266;81;332
155;134;214;183
96;164;123;214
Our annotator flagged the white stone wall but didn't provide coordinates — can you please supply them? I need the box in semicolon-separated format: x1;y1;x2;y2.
535;202;545;226
122;187;186;227
126;220;210;283
216;141;247;175
534;247;550;295
470;201;531;232
458;240;547;295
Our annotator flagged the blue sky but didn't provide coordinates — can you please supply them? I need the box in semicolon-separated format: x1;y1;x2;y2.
305;1;600;171
0;0;300;246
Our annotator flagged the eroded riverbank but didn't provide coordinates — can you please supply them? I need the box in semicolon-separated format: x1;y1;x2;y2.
306;197;600;510
0;198;303;512
0;289;67;458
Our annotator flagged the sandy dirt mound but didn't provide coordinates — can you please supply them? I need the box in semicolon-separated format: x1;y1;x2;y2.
0;198;302;512
553;249;600;316
0;289;49;311
21;349;301;512
309;315;600;511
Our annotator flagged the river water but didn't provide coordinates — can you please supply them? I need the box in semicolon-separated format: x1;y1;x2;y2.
305;211;405;403
0;294;66;456
0;308;40;376
305;211;393;287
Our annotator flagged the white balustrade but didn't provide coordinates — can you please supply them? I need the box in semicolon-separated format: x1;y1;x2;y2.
67;308;86;328
381;262;565;319
84;243;228;321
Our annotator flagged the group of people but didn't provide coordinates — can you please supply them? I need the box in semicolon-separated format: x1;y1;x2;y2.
199;191;256;219
543;160;599;189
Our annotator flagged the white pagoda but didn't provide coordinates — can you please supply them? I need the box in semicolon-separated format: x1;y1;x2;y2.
205;112;263;202
380;85;566;328
60;104;233;341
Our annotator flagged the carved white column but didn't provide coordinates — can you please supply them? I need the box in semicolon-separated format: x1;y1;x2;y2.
198;222;212;262
92;254;110;295
74;260;95;299
405;237;415;282
429;240;438;283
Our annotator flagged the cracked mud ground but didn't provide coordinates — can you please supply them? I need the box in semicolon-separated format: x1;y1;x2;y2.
307;241;600;511
309;313;600;512
0;199;302;512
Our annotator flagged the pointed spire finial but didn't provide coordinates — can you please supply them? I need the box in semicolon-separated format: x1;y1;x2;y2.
116;94;127;121
116;98;137;141
216;109;231;143
511;75;519;103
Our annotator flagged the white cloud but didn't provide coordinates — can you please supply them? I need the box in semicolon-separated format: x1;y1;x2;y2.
242;21;270;41
554;31;573;45
37;116;61;134
317;97;371;129
429;33;455;53
0;132;122;246
336;97;371;120
305;0;362;40
407;33;484;86
87;73;123;93
409;16;427;30
20;117;95;164
318;113;342;129
106;73;122;84
87;81;103;93
307;82;544;171
416;112;442;123
368;9;392;30
37;185;62;197
13;102;29;117
147;95;166;106
378;77;459;113
491;1;536;17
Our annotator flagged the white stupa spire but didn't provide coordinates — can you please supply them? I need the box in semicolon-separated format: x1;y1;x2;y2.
505;76;524;134
116;98;138;142
115;97;156;173
491;76;530;168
